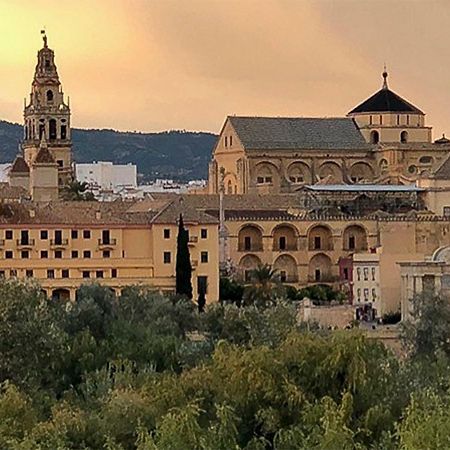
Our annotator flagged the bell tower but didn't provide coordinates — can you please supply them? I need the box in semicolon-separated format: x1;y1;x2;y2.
22;31;73;186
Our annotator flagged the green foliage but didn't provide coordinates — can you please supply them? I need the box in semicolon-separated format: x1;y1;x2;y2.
61;180;96;201
176;214;193;299
400;290;450;357
381;311;401;325
296;284;347;304
219;277;244;305
2;280;450;449
243;264;284;308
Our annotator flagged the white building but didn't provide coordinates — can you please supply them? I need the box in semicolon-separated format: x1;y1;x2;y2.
353;253;381;315
75;162;137;191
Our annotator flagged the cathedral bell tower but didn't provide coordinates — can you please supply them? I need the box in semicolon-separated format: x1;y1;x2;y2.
22;31;73;186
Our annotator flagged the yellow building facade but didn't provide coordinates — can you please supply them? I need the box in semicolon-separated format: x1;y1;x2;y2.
209;71;450;194
0;199;219;303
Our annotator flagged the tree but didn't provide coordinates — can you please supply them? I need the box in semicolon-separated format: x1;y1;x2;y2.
400;290;450;358
175;214;192;299
61;180;96;201
219;277;244;306
242;264;283;308
197;289;206;313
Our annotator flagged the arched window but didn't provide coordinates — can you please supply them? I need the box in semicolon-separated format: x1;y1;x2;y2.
370;130;379;144
400;131;408;143
46;90;53;103
49;119;57;140
227;180;232;195
419;156;433;164
60;125;67;140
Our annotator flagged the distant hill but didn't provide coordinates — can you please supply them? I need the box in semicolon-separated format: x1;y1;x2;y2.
0;120;217;182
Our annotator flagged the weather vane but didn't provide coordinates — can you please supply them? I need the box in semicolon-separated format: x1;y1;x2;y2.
41;28;47;47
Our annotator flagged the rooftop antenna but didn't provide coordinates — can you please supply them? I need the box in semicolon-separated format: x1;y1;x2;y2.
382;63;388;90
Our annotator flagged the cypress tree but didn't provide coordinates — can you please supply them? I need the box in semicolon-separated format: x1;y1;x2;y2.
175;213;193;299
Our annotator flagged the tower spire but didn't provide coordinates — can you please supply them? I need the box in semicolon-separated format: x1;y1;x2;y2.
382;64;388;90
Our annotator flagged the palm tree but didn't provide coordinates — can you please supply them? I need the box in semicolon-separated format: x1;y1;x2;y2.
61;181;96;201
242;264;283;308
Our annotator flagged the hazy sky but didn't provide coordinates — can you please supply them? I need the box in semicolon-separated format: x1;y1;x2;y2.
1;0;450;136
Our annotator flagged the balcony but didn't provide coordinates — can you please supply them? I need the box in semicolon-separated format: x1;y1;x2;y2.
307;275;339;283
98;238;117;249
188;235;198;246
273;244;297;252
16;239;35;249
238;243;263;252
50;238;69;249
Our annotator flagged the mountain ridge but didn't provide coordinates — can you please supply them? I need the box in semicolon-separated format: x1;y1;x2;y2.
0;120;217;182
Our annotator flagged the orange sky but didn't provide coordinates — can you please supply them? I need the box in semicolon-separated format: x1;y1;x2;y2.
1;0;450;136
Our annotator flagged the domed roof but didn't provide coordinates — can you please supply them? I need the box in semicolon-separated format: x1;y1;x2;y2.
434;134;450;144
348;71;424;115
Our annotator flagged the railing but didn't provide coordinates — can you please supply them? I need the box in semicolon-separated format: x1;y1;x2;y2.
307;275;339;283
343;244;368;252
16;238;35;247
188;236;198;244
50;238;69;247
98;238;117;246
308;243;334;251
238;243;263;252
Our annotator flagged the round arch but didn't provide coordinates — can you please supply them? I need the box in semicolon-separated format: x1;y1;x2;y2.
272;223;299;251
307;224;333;251
370;130;380;144
308;253;333;283
349;162;375;183
286;161;312;185
343;224;368;251
274;254;298;283
239;254;262;283
318;161;343;183
238;224;263;252
254;161;280;190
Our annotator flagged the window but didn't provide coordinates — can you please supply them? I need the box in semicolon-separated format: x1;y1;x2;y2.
163;252;171;264
62;269;69;278
41;250;48;259
55;250;62;259
20;230;29;245
21;250;29;259
96;270;104;278
39;123;45;139
408;165;417;174
57;160;63;168
280;270;287;282
364;288;369;301
5;251;12;259
396;115;400;125
369;115;373;125
40;230;48;239
71;230;78;239
54;230;63;245
419;156;433;164
357;267;361;281
49;119;57;140
10;270;17;277
82;271;90;279
111;269;117;278
244;236;251;251
363;268;369;281
201;251;208;263
61;125;67;140
71;250;78;258
357;288;361;302
164;229;170;239
197;276;208;294
102;230;110;245
372;288;377;301
83;230;91;239
201;229;207;239
371;267;376;281
370;130;379;144
0;271;4;278
244;270;252;282
225;136;228;147
406;115;410;125
46;90;53;102
379;115;383;125
444;207;450;217
315;269;321;282
5;230;12;240
83;250;91;258
26;269;33;278
230;136;233;146
265;176;272;183
279;236;286;250
343;268;349;280
257;176;264;184
400;130;408;143
103;250;110;258
314;236;321;250
47;269;55;279
348;236;355;250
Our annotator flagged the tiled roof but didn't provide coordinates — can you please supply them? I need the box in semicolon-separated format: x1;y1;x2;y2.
0;183;28;200
433;155;450;180
10;156;29;174
348;88;423;114
228;116;368;150
34;147;56;164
